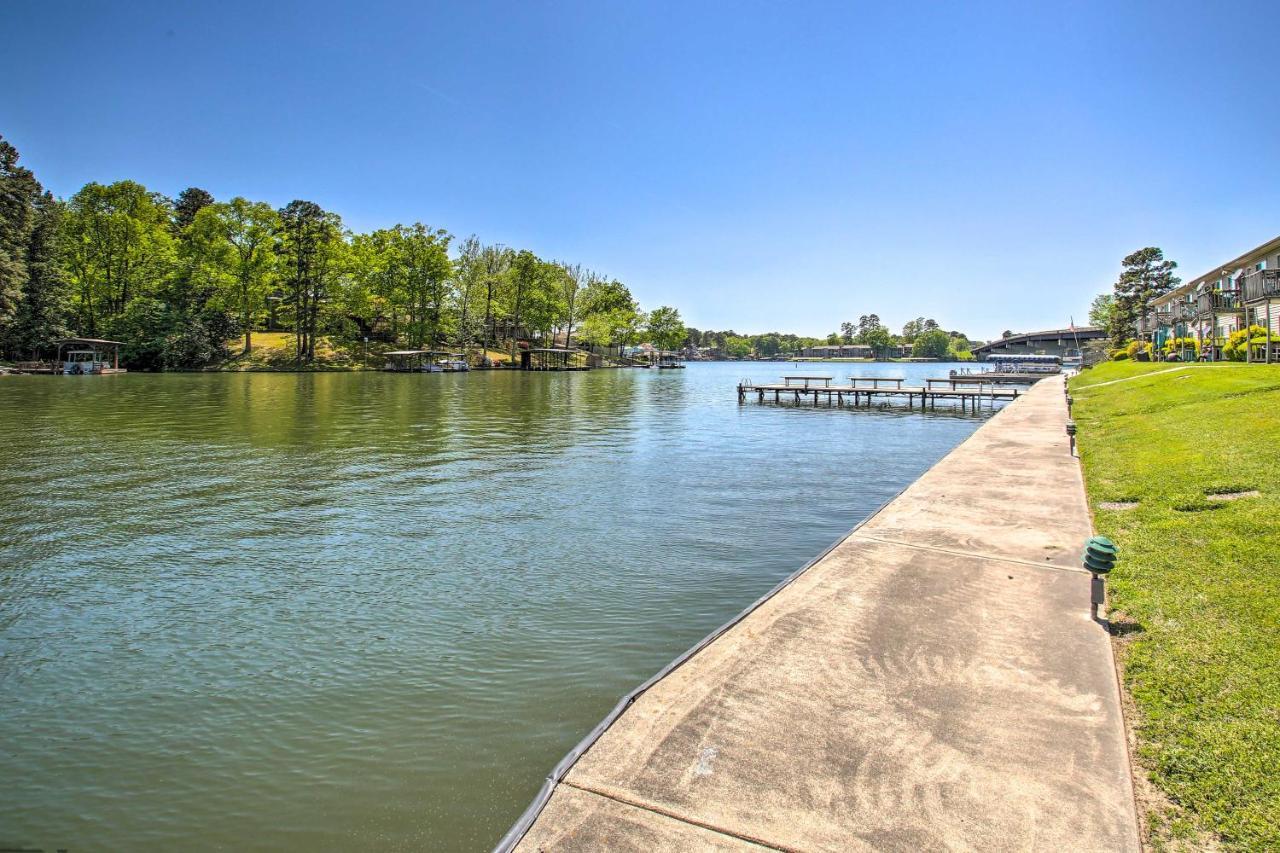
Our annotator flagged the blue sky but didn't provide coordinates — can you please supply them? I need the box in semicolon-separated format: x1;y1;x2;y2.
5;0;1278;339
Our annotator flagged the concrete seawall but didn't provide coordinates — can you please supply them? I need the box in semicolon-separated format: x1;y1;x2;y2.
503;376;1139;852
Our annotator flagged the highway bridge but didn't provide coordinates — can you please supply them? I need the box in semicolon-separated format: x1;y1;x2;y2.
972;326;1105;361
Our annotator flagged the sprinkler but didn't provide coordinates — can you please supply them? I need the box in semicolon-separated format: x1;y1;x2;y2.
1066;394;1073;415
1065;420;1077;455
1082;535;1118;622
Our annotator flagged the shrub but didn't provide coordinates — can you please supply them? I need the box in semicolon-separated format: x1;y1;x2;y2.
1162;336;1199;356
1224;325;1278;361
1125;340;1151;361
1111;348;1130;361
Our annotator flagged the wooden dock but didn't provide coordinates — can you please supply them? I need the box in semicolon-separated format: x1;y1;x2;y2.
737;375;1020;413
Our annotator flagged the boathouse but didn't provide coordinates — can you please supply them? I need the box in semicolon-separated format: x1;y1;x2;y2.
53;338;126;374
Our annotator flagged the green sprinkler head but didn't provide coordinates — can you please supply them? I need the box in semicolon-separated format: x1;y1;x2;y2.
1083;535;1118;575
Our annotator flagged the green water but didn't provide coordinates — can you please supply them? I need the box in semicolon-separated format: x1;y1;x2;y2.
0;363;990;850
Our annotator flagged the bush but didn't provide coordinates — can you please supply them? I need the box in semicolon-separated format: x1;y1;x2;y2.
1219;325;1280;361
1125;340;1152;361
104;298;232;370
1111;348;1130;361
1162;336;1199;357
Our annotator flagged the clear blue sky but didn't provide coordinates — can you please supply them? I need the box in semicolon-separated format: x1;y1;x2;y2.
6;0;1278;340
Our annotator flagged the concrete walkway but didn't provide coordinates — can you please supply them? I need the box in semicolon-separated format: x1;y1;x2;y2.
509;377;1139;852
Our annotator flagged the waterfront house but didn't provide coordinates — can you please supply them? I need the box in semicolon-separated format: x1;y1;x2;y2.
1139;234;1280;361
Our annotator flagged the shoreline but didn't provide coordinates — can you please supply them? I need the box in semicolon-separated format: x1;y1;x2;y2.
502;376;1138;851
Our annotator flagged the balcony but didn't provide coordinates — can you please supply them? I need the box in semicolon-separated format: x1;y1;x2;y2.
1196;290;1244;316
1242;268;1280;303
1169;302;1195;323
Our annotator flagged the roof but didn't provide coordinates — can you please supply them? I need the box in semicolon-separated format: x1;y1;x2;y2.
528;347;576;353
1152;233;1280;307
384;349;429;356
56;337;123;346
971;327;1104;354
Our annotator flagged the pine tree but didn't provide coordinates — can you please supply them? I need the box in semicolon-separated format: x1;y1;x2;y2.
173;187;215;232
0;136;38;345
10;192;69;357
1110;248;1179;347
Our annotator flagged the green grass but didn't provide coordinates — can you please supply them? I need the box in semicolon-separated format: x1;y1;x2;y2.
1070;362;1280;849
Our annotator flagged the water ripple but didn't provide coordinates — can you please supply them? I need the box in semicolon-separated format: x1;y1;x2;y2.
0;363;992;850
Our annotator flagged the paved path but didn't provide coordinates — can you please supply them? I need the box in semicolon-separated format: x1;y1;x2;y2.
507;377;1139;852
1072;364;1189;388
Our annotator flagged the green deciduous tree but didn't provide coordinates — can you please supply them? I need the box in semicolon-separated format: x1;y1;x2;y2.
1089;293;1116;330
191;198;279;353
62;181;176;335
393;224;454;348
911;328;950;359
558;262;585;348
646;305;685;352
862;324;893;357
724;335;752;357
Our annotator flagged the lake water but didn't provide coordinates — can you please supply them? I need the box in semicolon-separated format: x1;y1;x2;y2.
0;361;994;851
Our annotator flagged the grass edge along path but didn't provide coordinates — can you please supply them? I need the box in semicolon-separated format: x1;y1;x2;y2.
1070;362;1280;850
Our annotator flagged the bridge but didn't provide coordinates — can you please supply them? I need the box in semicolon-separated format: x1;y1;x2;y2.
972;326;1105;360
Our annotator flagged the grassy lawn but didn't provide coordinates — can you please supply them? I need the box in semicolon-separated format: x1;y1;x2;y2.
1070;362;1280;849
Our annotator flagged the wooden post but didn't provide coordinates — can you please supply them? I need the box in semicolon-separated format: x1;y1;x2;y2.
1246;304;1253;364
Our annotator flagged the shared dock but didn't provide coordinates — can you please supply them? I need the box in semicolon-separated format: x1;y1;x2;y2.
503;376;1138;852
737;375;1021;412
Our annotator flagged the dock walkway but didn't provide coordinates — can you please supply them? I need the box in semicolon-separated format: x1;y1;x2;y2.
503;376;1139;852
738;377;1021;413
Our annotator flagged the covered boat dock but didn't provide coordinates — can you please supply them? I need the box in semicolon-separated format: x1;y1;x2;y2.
520;348;589;371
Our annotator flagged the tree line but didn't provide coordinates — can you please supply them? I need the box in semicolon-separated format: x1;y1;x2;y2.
685;315;978;359
0;134;688;368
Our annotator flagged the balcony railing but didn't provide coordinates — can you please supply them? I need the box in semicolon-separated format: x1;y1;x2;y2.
1242;269;1280;303
1137;310;1174;335
1196;290;1244;316
1169;302;1195;323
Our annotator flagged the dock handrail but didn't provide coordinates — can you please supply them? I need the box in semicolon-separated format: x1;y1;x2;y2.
782;375;833;388
847;377;904;389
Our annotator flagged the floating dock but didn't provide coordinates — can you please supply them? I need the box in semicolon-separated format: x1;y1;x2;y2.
502;376;1139;852
737;375;1021;412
